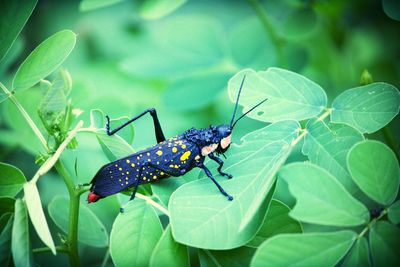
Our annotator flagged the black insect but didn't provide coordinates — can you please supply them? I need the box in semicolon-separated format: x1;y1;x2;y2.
88;76;267;204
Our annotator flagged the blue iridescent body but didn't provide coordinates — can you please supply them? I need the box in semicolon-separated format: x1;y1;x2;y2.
88;76;267;204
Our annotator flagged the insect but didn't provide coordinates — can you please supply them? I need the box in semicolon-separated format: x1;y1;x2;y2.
87;76;267;205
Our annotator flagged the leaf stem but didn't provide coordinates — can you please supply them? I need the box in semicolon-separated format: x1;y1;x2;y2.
0;82;48;149
317;108;333;122
33;245;69;254
31;120;83;184
136;193;170;217
54;161;81;267
291;128;308;147
357;209;388;239
246;0;285;66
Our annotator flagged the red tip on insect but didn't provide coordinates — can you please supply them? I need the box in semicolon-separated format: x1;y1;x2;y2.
87;191;100;203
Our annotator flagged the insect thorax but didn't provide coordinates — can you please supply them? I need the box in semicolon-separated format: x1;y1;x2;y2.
183;126;221;148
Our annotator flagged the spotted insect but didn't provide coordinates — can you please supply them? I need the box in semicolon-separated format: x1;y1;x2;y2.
87;76;267;204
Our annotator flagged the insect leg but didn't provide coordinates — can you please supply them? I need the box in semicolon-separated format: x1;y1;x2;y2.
199;164;233;201
106;108;166;143
208;152;233;179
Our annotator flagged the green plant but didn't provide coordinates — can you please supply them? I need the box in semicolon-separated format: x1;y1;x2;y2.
1;0;399;267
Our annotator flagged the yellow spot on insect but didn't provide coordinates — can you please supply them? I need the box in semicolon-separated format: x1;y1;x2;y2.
148;159;151;162
119;179;122;182
143;177;147;180
131;163;135;167
147;152;150;156
156;150;163;156
160;172;165;175
125;177;128;180
169;164;174;168
137;156;140;160
121;184;124;186
157;161;160;165
126;171;129;174
122;173;125;175
119;168;122;171
180;151;191;161
126;159;130;163
140;154;143;157
126;181;128;184
181;144;186;149
109;171;112;173
172;147;177;153
174;164;179;168
153;175;157;179
115;164;118;167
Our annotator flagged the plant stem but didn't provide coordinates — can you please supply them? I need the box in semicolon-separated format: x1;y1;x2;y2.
0;82;48;149
246;0;285;66
358;209;388;239
136;193;170;217
33;246;69;254
55;161;81;267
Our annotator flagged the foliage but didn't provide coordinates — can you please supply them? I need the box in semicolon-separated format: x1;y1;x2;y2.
0;0;399;267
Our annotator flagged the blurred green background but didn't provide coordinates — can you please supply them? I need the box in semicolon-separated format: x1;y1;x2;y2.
0;0;399;265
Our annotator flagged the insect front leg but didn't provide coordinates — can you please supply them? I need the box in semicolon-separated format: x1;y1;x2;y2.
106;108;166;143
208;152;233;179
199;163;233;201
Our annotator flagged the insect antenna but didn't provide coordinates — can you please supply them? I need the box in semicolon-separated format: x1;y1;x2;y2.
230;75;246;128
231;97;268;129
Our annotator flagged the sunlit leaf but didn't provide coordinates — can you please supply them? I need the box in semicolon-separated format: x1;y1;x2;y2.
347;140;400;205
96;133;134;161
228;68;327;123
331;83;400;133
370;221;400;267
0;162;26;197
0;0;37;62
388;200;400;225
303;119;364;194
11;199;33;267
152;176;186;207
150;225;189;267
48;196;108;247
170;120;300;249
247;199;302;248
250;231;357;267
79;0;126;11
110;199;163;267
12;30;76;91
279;162;370;226
139;0;187;20
23;182;55;254
342;237;371;267
0;213;13;267
90;109;104;129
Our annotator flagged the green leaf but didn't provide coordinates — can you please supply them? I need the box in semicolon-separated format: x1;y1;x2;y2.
279;162;370;226
342;237;371;267
250;231;357;267
79;0;126;11
90;109;105;129
110;199;163;267
12;199;33;267
382;0;400;21
0;0;37;62
207;247;256;267
303;119;364;194
152;176;186;207
23;182;55;254
170;120;300;249
247;199;302;248
108;116;135;144
162;72;232;111
0;162;26;197
370;221;400;267
48;196;108;247
150;225;189;267
0;213;13;267
12;30;76;91
96;133;134;161
388;200;400;224
347;140;400;206
0;197;15;216
139;0;187;20
331;83;400;134
228;68;327;123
